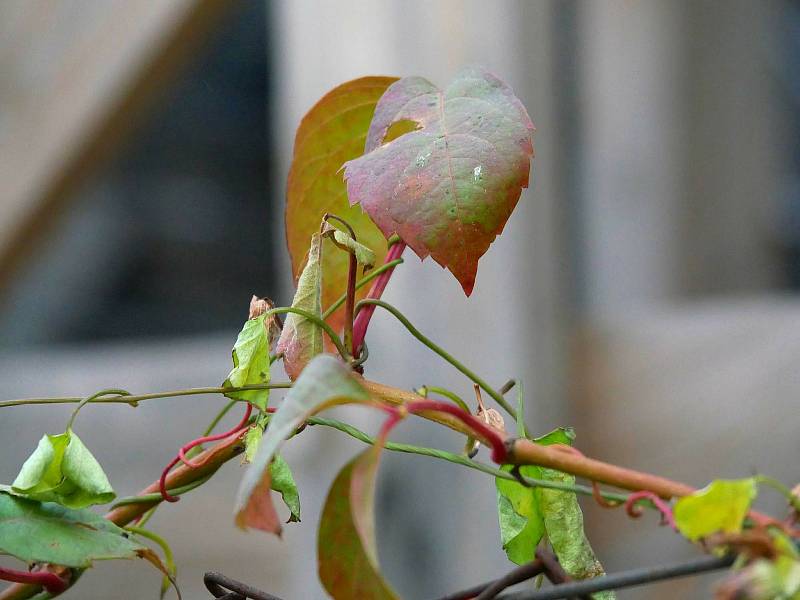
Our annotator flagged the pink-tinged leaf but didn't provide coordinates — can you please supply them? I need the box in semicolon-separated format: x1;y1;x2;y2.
343;66;535;295
286;77;398;338
318;430;399;599
235;355;371;535
234;467;283;536
276;233;323;380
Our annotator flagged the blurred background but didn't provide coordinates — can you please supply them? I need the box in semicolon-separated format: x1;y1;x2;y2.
1;1;799;598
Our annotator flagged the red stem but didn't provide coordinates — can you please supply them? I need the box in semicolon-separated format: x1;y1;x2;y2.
405;399;508;463
0;567;67;595
159;403;253;501
178;404;253;468
625;490;677;529
352;241;406;354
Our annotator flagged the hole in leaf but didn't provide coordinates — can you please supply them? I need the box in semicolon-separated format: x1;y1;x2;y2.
383;119;419;144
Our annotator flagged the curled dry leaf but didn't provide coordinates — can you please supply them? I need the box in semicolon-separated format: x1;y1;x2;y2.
277;233;324;380
343;66;534;295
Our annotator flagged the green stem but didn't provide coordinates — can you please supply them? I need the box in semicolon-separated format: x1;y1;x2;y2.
111;474;214;508
185;399;239;460
354;299;517;419
755;475;800;511
322;258;404;320
124;526;179;598
0;383;291;409
66;389;131;429
417;385;472;414
266;306;348;359
307;415;628;503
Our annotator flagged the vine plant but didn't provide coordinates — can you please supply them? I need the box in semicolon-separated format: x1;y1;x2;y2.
2;67;799;600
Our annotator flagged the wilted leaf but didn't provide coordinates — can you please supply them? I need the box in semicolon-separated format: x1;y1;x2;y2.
286;76;396;335
343;66;535;295
495;428;571;566
12;430;115;508
494;428;613;597
277;233;324;379
322;225;376;269
318;428;399;599
674;478;758;542
224;311;272;410
0;489;144;567
538;468;612;599
235;354;370;534
270;454;301;523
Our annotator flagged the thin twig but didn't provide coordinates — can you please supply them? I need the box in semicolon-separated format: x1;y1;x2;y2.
355;299;517;419
495;554;736;600
0;383;291;409
204;571;285;600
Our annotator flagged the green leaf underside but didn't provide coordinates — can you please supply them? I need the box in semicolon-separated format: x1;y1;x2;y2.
224;313;272;410
674;478;758;542
285;76;396;339
495;428;613;598
0;489;144;567
12;430;115;509
270;455;301;523
327;228;376;268
244;413;269;464
343;66;534;296
277;233;324;380
318;437;399;599
234;354;370;534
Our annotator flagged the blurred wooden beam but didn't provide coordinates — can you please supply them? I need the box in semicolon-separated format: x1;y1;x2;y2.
0;0;236;289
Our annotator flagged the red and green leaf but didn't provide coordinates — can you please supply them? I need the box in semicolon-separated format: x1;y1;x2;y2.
234;355;371;535
285;76;397;338
318;425;399;599
343;66;534;295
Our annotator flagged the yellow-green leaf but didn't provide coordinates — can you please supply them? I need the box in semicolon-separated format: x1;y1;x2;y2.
223;312;272;410
674;478;758;541
286;77;396;337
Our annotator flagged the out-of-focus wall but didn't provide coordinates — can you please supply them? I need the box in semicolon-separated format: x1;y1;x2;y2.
1;0;798;599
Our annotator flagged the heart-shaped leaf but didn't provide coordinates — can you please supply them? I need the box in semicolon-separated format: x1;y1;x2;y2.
286;76;397;335
0;489;145;567
277;233;324;379
12;429;115;509
234;354;371;534
674;478;758;542
317;427;399;599
343;66;534;295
